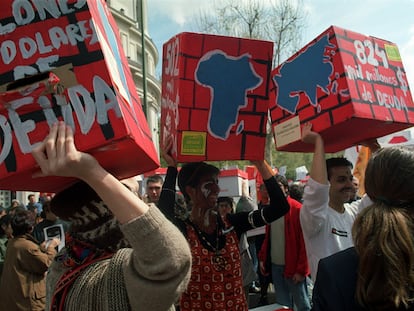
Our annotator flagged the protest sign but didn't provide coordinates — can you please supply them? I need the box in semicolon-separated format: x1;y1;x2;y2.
0;0;159;191
270;25;414;152
161;32;273;161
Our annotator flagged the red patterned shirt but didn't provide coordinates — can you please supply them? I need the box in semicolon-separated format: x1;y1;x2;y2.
180;223;248;311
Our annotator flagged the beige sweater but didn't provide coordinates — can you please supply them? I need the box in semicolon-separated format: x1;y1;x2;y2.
45;207;191;311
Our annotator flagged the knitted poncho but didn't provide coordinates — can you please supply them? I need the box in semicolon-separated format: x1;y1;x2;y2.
45;207;191;311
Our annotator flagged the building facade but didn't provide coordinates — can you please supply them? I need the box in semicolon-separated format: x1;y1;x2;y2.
107;0;161;155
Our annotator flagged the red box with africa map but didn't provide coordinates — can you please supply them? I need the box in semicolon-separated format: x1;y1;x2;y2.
270;25;414;152
0;0;159;192
161;32;273;161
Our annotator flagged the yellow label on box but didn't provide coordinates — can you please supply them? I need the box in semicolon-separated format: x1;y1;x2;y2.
181;131;207;155
384;44;401;62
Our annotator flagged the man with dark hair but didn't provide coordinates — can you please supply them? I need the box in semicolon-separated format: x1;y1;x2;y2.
217;196;234;218
26;194;43;216
32;201;71;243
300;123;379;282
145;174;164;205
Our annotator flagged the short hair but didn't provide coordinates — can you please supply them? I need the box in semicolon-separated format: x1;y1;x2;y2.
11;210;35;236
178;162;220;202
42;201;52;214
27;194;35;200
0;214;12;236
146;174;164;185
326;157;353;180
217;196;234;206
275;175;289;188
289;183;304;202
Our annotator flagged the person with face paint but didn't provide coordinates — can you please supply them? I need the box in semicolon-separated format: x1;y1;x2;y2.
300;122;380;282
159;137;290;311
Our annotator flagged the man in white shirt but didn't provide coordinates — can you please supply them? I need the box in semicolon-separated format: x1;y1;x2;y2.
300;122;378;281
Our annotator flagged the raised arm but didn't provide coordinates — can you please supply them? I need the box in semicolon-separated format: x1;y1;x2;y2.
33;122;192;311
158;136;187;233
252;160;290;222
301;122;327;185
230;159;289;233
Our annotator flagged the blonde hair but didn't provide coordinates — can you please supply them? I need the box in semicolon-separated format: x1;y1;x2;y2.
353;147;414;310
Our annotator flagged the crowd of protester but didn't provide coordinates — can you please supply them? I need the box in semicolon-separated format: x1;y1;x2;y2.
0;121;413;311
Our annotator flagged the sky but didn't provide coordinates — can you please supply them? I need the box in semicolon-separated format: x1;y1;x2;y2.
147;0;414;88
146;0;414;137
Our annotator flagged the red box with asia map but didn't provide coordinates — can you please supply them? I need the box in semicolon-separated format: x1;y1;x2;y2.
270;25;414;152
0;0;159;192
161;32;273;161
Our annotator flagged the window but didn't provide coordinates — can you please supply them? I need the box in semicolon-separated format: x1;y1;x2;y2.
120;33;129;57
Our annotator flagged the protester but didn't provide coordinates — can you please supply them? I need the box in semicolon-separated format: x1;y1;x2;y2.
26;194;43;216
312;146;414;310
218;196;257;305
0;209;60;310
299;122;379;281
259;175;311;311
144;174;164;205
236;181;261;295
289;182;305;203
160;137;289;311
27;121;191;311
217;196;235;218
255;183;275;305
32;201;71;244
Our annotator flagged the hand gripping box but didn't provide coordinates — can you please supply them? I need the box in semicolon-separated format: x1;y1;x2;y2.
161;32;273;161
0;0;159;192
270;25;414;152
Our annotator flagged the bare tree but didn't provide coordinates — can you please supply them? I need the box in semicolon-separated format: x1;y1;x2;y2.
192;0;308;165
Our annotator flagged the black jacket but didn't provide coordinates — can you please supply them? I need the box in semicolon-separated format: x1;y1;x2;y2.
312;247;414;311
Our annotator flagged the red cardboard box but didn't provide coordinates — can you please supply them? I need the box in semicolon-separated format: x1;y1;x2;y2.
0;0;159;192
161;32;273;161
270;25;414;152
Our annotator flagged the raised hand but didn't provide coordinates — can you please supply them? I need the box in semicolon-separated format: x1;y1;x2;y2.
301;122;321;145
31;121;98;179
161;136;177;167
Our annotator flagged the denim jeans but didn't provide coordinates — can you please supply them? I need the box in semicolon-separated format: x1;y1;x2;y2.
271;264;311;311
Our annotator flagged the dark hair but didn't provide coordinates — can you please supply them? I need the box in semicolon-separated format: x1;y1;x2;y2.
217;196;234;206
146;174;163;185
178;162;220;202
275;175;289;188
353;147;414;309
42;201;52;214
11;210;35;236
51;181;128;252
289;183;304;202
0;214;12;236
326;157;353;180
